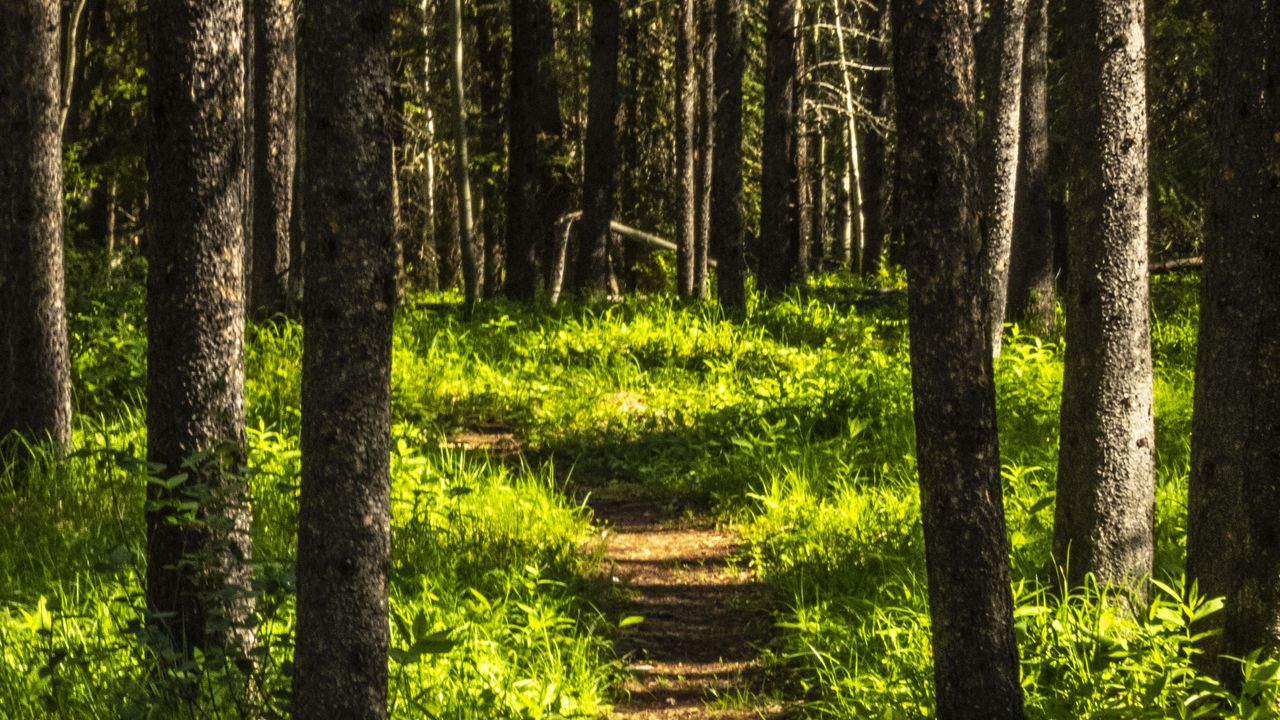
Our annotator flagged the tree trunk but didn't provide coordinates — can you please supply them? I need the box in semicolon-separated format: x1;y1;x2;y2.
809;123;827;272
576;0;621;294
1053;0;1154;591
977;0;1028;357
694;0;715;301
449;0;478;316
1187;1;1280;686
294;2;395;718
758;0;799;292
891;0;1026;716
0;0;73;452
144;0;253;655
250;0;297;318
675;0;697;298
858;0;890;277
711;0;746;311
505;0;563;300
1005;0;1054;334
476;0;507;297
287;6;305;315
789;21;811;284
242;0;255;296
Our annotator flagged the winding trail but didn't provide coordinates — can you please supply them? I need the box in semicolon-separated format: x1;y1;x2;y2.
589;500;780;720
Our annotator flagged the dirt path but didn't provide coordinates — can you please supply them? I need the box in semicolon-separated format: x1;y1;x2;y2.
589;500;780;720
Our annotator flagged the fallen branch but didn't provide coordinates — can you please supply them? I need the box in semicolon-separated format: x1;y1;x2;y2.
1149;256;1202;275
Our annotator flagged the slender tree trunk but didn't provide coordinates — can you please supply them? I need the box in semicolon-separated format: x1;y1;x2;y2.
144;0;253;655
675;0;697;298
576;0;621;294
758;0;799;292
810;123;827;272
294;1;395;718
891;0;1025;716
250;0;297;318
243;0;256;296
1187;1;1280;686
287;2;305;315
1053;0;1154;591
449;0;478;316
977;0;1028;357
857;0;889;277
789;19;811;284
711;0;746;311
476;0;507;297
694;0;715;300
0;0;73;451
410;0;440;291
1005;0;1053;334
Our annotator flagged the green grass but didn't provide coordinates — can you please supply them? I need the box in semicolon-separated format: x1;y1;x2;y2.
3;267;1276;718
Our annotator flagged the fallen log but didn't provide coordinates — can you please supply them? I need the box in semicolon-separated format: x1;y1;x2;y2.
1149;256;1202;275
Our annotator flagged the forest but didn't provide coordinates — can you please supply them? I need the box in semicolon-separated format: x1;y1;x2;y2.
0;0;1275;718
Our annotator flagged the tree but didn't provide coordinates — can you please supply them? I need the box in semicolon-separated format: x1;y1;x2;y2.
576;0;621;294
694;0;715;300
711;0;746;311
1187;1;1280;685
758;0;800;292
250;0;298;318
293;1;396;717
505;0;564;300
891;1;1025;716
977;0;1028;357
0;0;73;453
144;0;253;653
675;0;698;298
857;0;890;278
1052;0;1154;591
1004;0;1053;334
449;0;479;315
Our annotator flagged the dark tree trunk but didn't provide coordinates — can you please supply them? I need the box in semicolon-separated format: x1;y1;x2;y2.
1187;1;1280;686
242;0;255;295
0;0;73;452
288;10;305;315
977;0;1028;357
250;0;297;318
758;0;799;292
476;0;507;297
859;0;890;278
675;0;697;298
1053;0;1154;591
711;0;746;311
449;0;478;315
294;2;395;718
576;0;621;294
1005;0;1054;334
694;0;715;300
891;1;1025;716
144;0;253;654
505;0;563;300
788;30;811;284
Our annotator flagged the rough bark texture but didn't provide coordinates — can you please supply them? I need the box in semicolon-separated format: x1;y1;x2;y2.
505;0;563;300
449;0;478;315
1187;2;1280;684
675;0;698;298
977;0;1028;357
476;0;507;297
144;0;253;654
250;0;297;318
1005;0;1054;334
711;0;746;311
576;0;621;294
859;0;890;278
0;0;73;450
294;1;395;717
694;0;715;301
758;0;799;292
891;1;1026;716
1053;0;1154;591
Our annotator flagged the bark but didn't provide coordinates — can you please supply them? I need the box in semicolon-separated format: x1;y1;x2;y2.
977;0;1028;357
0;0;73;451
294;2;394;718
504;0;563;300
144;0;253;654
891;0;1025;716
789;25;811;284
250;0;297;318
810;124;827;272
449;0;478;316
1053;0;1154;591
576;0;621;294
758;0;799;292
476;0;507;297
1005;0;1054;334
711;0;746;311
287;5;305;315
1187;2;1280;685
243;0;256;295
694;0;715;300
675;0;697;298
859;0;890;277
